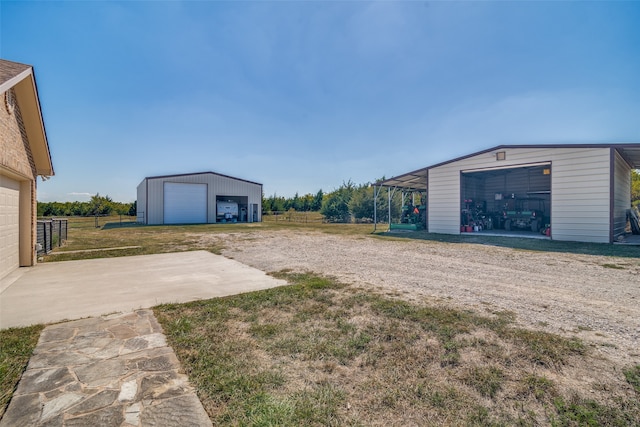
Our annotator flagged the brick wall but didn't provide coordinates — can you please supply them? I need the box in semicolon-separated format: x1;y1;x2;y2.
1;88;38;266
0;89;37;179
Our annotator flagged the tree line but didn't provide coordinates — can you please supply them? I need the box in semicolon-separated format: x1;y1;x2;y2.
37;170;639;222
263;179;408;223
38;194;136;217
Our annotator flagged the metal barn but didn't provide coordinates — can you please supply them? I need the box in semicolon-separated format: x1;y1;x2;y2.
379;144;640;243
137;172;262;225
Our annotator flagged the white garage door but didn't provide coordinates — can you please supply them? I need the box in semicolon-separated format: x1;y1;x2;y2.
163;182;207;224
0;176;20;279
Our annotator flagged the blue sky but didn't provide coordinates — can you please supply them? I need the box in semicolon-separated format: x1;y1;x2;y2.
2;1;639;202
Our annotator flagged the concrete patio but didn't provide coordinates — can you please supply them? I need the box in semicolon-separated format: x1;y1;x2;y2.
0;251;287;426
0;250;287;329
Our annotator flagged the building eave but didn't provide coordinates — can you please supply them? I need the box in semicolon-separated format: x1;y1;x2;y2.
1;62;54;177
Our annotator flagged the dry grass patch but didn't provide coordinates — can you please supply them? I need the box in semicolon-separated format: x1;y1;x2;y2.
42;216;376;262
154;272;639;426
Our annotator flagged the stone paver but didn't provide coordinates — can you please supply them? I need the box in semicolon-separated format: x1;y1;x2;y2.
0;310;212;427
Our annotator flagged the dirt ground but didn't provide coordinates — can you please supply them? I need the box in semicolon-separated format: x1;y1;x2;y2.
213;230;640;367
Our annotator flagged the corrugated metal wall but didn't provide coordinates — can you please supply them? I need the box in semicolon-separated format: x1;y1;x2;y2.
140;173;262;225
429;147;612;243
613;149;632;240
136;180;146;224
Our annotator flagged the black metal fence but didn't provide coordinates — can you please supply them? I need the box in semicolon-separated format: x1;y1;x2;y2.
37;219;68;255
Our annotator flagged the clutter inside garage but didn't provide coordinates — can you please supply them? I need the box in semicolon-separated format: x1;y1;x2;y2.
460;164;551;236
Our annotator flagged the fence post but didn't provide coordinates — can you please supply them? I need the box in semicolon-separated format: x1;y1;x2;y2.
44;221;48;254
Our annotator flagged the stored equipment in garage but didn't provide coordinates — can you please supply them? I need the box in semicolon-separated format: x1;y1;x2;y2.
217;200;239;223
502;196;546;232
389;189;427;231
460;164;551;235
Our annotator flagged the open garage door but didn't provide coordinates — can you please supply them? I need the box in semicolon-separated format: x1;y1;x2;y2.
163;182;207;224
0;177;20;279
461;163;551;236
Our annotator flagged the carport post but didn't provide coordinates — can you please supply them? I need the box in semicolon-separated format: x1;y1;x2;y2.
388;187;391;231
372;184;383;232
373;184;377;231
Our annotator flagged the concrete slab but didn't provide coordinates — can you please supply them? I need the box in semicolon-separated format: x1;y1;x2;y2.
0;251;287;329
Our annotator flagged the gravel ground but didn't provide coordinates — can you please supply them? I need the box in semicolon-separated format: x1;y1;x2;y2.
217;230;640;366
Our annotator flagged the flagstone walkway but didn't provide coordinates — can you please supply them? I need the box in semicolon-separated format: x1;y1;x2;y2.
0;310;212;427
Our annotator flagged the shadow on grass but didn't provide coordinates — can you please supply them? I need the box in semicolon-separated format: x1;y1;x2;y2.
379;230;640;258
101;222;145;230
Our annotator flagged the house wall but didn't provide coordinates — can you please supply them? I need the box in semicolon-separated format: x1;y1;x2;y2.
612;149;632;240
429;147;612;243
0;88;37;267
140;173;262;225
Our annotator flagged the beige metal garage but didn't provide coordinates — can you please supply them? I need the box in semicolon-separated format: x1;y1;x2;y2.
379;144;640;243
0;59;54;280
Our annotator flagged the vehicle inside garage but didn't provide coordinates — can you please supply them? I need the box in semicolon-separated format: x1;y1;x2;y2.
461;163;551;236
216;195;250;223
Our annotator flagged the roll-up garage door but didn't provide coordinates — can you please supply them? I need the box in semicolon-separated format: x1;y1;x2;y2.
163;182;207;224
0;176;20;279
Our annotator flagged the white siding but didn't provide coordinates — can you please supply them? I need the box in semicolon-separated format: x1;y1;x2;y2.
613;150;632;239
140;173;262;225
136;180;146;224
428;147;612;243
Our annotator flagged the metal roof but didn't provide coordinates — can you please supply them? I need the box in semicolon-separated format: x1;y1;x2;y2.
617;145;640;168
144;171;262;187
379;143;640;190
378;167;429;191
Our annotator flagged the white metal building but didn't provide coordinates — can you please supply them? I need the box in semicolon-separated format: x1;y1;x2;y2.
380;144;640;243
137;172;262;225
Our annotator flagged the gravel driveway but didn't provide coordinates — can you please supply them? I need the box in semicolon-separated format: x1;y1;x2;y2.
216;230;640;366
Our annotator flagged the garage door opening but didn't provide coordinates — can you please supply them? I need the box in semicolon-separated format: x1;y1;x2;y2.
163;182;207;224
216;196;249;223
461;163;551;238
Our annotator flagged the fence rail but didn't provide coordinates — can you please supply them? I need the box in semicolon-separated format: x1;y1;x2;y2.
262;211;325;223
37;218;68;254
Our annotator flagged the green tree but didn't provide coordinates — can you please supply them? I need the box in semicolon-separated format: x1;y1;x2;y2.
348;185;374;222
88;193;114;216
320;181;355;223
312;189;324;211
632;170;640;208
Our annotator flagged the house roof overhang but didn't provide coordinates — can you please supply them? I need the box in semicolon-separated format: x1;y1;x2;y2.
0;60;54;177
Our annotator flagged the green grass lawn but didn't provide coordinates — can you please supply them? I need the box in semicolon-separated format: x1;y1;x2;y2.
0;325;43;418
154;272;640;426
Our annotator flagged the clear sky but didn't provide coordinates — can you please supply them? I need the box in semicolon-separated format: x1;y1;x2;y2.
2;1;639;202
